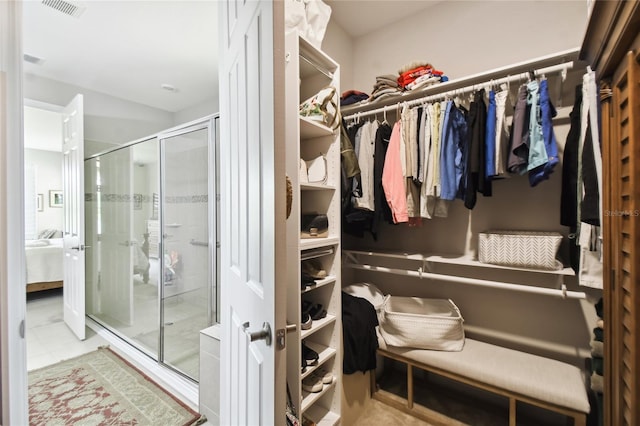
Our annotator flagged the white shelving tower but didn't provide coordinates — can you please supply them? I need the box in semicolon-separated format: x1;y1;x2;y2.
285;31;341;426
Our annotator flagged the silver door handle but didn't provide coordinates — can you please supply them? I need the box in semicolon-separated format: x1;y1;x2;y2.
243;322;272;346
71;244;90;251
118;241;131;247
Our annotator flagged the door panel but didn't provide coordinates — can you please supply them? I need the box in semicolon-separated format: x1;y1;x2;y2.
219;0;286;423
607;47;640;426
62;94;85;340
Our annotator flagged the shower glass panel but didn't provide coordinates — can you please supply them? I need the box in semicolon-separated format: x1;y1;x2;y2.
160;126;210;379
86;138;161;359
85;117;216;383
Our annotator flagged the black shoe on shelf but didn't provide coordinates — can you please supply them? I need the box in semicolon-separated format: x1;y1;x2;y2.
302;342;319;366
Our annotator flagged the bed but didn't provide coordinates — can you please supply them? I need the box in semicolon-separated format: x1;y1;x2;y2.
25;237;64;292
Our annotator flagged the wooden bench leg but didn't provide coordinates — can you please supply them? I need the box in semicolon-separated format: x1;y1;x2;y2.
407;364;414;409
509;397;516;426
572;413;586;426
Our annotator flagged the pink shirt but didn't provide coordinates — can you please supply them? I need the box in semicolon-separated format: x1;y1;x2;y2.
382;122;408;223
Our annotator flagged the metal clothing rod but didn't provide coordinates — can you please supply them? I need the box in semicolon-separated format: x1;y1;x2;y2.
343;262;586;300
343;61;574;121
300;54;334;79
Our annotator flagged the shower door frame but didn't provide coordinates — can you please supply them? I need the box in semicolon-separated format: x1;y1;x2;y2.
85;114;218;382
157;116;218;378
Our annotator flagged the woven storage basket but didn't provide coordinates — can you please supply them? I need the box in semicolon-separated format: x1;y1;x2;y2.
478;230;563;271
379;296;465;351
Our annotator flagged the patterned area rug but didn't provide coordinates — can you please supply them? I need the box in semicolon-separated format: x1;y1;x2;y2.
29;346;203;426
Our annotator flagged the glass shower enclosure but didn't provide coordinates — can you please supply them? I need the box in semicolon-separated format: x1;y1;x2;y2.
85;116;218;381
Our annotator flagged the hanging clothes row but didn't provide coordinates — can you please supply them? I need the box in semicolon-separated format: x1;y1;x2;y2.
341;75;562;238
560;67;603;287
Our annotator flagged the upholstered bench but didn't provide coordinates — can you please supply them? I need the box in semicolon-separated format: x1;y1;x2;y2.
373;338;590;425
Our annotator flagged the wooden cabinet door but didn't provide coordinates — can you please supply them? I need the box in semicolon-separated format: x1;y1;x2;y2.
606;43;640;426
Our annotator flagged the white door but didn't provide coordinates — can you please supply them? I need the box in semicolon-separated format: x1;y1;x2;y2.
218;1;287;424
62;94;86;340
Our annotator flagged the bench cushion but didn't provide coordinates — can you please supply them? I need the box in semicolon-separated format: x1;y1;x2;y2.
382;338;590;413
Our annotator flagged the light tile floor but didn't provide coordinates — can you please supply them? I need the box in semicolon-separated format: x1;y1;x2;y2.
26;288;214;425
26;288;108;371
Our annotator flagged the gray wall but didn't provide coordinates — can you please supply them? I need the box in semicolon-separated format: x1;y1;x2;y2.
24;148;62;235
24;73;218;158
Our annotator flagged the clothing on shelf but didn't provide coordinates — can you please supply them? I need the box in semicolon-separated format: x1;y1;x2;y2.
341;72;569;234
369;74;402;103
353;120;378;211
342;292;379;375
465;88;490;208
559;68;603;287
508;84;530;175
372;122;394;234
381;121;408;223
340;89;369;107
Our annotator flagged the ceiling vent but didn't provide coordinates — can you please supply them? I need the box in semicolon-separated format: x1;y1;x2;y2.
41;0;86;18
23;54;45;65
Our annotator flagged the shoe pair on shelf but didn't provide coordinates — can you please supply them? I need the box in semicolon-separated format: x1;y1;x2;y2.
301;342;318;373
302;368;333;393
301;271;317;290
302;258;327;279
301;301;327;332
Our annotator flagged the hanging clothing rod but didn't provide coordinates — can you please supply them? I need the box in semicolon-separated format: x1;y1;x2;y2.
300;54;334;79
343;61;574;121
343;262;586;300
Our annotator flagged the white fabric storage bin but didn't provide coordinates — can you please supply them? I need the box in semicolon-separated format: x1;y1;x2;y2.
379;296;465;351
478;230;563;271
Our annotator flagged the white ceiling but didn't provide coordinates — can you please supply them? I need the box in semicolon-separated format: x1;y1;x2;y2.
327;0;441;38
21;0;437;117
22;0;218;113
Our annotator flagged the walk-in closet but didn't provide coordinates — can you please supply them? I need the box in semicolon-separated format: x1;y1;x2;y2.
282;1;614;425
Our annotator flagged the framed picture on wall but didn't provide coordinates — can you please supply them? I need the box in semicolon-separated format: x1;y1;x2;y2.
49;190;63;208
37;194;44;212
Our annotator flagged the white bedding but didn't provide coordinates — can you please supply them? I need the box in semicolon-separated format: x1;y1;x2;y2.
25;238;63;284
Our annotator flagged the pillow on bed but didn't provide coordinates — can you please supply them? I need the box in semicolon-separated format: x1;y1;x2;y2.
26;239;50;247
38;229;58;239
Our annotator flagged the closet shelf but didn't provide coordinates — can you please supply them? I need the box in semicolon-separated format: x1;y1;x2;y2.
300;182;336;191
303;405;340;426
343;249;585;300
300;342;337;380
298;34;339;79
301;381;337;414
300;237;340;251
300;315;336;340
343;249;575;276
302;276;336;294
341;47;582;119
300;116;336;139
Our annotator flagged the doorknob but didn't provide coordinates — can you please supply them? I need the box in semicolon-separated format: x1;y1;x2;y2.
71;244;89;251
243;321;272;346
118;241;131;247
